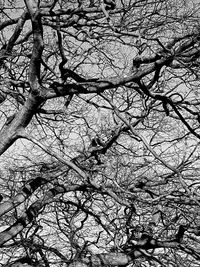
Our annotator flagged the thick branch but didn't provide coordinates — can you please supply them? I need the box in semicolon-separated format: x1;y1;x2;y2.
0;176;46;217
0;2;45;156
0;184;68;246
24;0;44;91
0;94;43;155
0;11;28;66
69;253;132;267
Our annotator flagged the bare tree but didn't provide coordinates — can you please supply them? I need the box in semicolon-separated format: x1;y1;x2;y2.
0;0;200;266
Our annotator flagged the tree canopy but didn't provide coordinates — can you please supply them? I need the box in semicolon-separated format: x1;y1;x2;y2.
1;0;200;266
